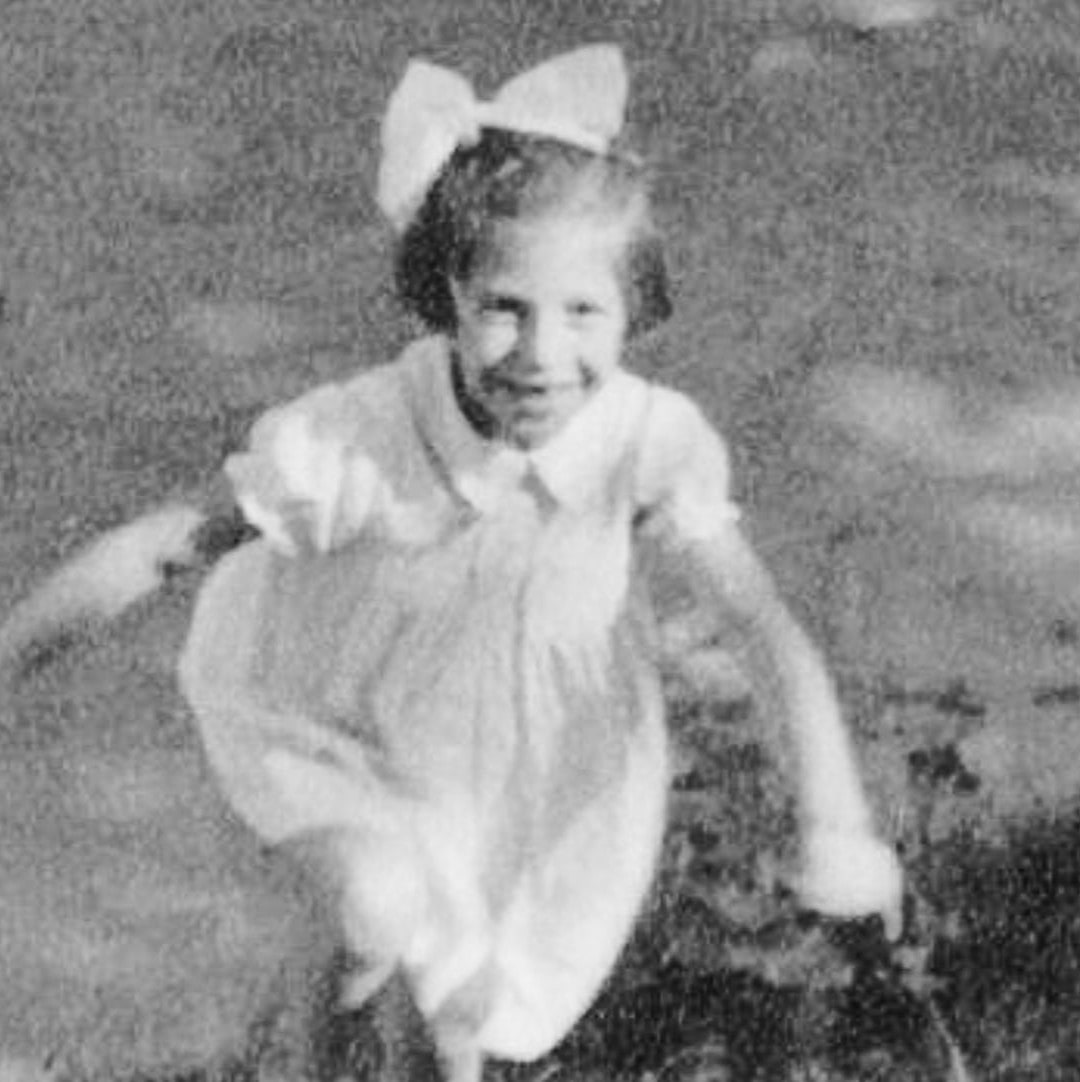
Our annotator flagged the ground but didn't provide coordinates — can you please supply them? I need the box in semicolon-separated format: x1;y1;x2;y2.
3;0;1080;1078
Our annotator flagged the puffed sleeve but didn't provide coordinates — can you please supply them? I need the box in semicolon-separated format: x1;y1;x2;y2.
224;383;381;557
635;386;740;544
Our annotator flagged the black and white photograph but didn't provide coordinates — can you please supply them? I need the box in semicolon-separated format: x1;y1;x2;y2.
0;2;1075;1079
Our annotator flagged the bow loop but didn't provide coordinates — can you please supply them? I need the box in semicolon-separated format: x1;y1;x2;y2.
377;61;483;233
377;45;628;232
483;44;627;153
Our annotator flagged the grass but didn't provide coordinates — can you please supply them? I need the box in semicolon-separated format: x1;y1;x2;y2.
6;0;1080;1078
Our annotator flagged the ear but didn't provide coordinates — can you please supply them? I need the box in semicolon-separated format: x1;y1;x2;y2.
448;277;467;312
628;237;673;338
446;277;476;338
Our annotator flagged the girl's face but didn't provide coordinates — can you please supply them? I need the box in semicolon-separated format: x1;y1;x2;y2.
450;214;630;450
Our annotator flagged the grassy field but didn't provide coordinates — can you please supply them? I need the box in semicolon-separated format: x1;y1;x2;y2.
6;0;1080;1078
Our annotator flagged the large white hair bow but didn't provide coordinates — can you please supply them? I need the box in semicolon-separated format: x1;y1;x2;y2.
377;44;628;233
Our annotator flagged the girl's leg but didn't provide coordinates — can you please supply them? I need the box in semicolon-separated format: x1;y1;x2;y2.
278;832;386;1080
287;829;454;1080
284;826;425;967
372;970;446;1082
437;1043;484;1082
316;966;505;1082
315;968;444;1082
288;830;494;1081
425;964;495;1082
322;964;489;1082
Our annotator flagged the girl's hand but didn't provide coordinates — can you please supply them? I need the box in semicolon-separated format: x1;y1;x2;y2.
0;504;208;680
797;828;904;940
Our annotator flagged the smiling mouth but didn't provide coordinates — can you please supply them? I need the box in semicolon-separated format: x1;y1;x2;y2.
513;382;576;398
485;375;581;397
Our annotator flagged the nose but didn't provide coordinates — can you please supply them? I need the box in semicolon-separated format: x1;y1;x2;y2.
516;310;564;376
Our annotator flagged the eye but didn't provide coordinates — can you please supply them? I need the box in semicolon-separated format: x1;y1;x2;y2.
475;294;525;322
567;299;604;321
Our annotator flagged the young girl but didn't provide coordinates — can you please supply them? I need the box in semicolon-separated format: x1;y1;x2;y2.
178;45;902;1082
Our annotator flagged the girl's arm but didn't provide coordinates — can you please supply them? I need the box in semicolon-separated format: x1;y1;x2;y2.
674;522;903;935
0;503;211;681
0;381;379;681
635;384;901;931
0;478;258;683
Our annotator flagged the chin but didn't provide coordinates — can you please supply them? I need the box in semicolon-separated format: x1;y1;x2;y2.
504;393;597;449
505;426;555;452
503;410;578;450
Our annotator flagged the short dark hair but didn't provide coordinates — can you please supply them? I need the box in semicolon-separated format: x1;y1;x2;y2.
394;128;672;337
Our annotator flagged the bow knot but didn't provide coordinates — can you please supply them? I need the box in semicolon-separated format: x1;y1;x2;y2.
377;45;628;232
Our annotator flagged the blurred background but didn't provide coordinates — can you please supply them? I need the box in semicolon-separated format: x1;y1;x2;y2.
5;1;1080;1077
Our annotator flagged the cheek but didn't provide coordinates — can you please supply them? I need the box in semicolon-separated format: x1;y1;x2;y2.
581;324;626;376
459;320;519;370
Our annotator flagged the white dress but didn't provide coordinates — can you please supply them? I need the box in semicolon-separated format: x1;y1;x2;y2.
179;336;738;1060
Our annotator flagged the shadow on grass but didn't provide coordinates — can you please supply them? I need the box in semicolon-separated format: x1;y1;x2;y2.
539;940;964;1082
928;814;1080;1078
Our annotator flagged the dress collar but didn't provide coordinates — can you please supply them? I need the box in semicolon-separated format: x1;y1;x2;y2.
405;336;646;513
